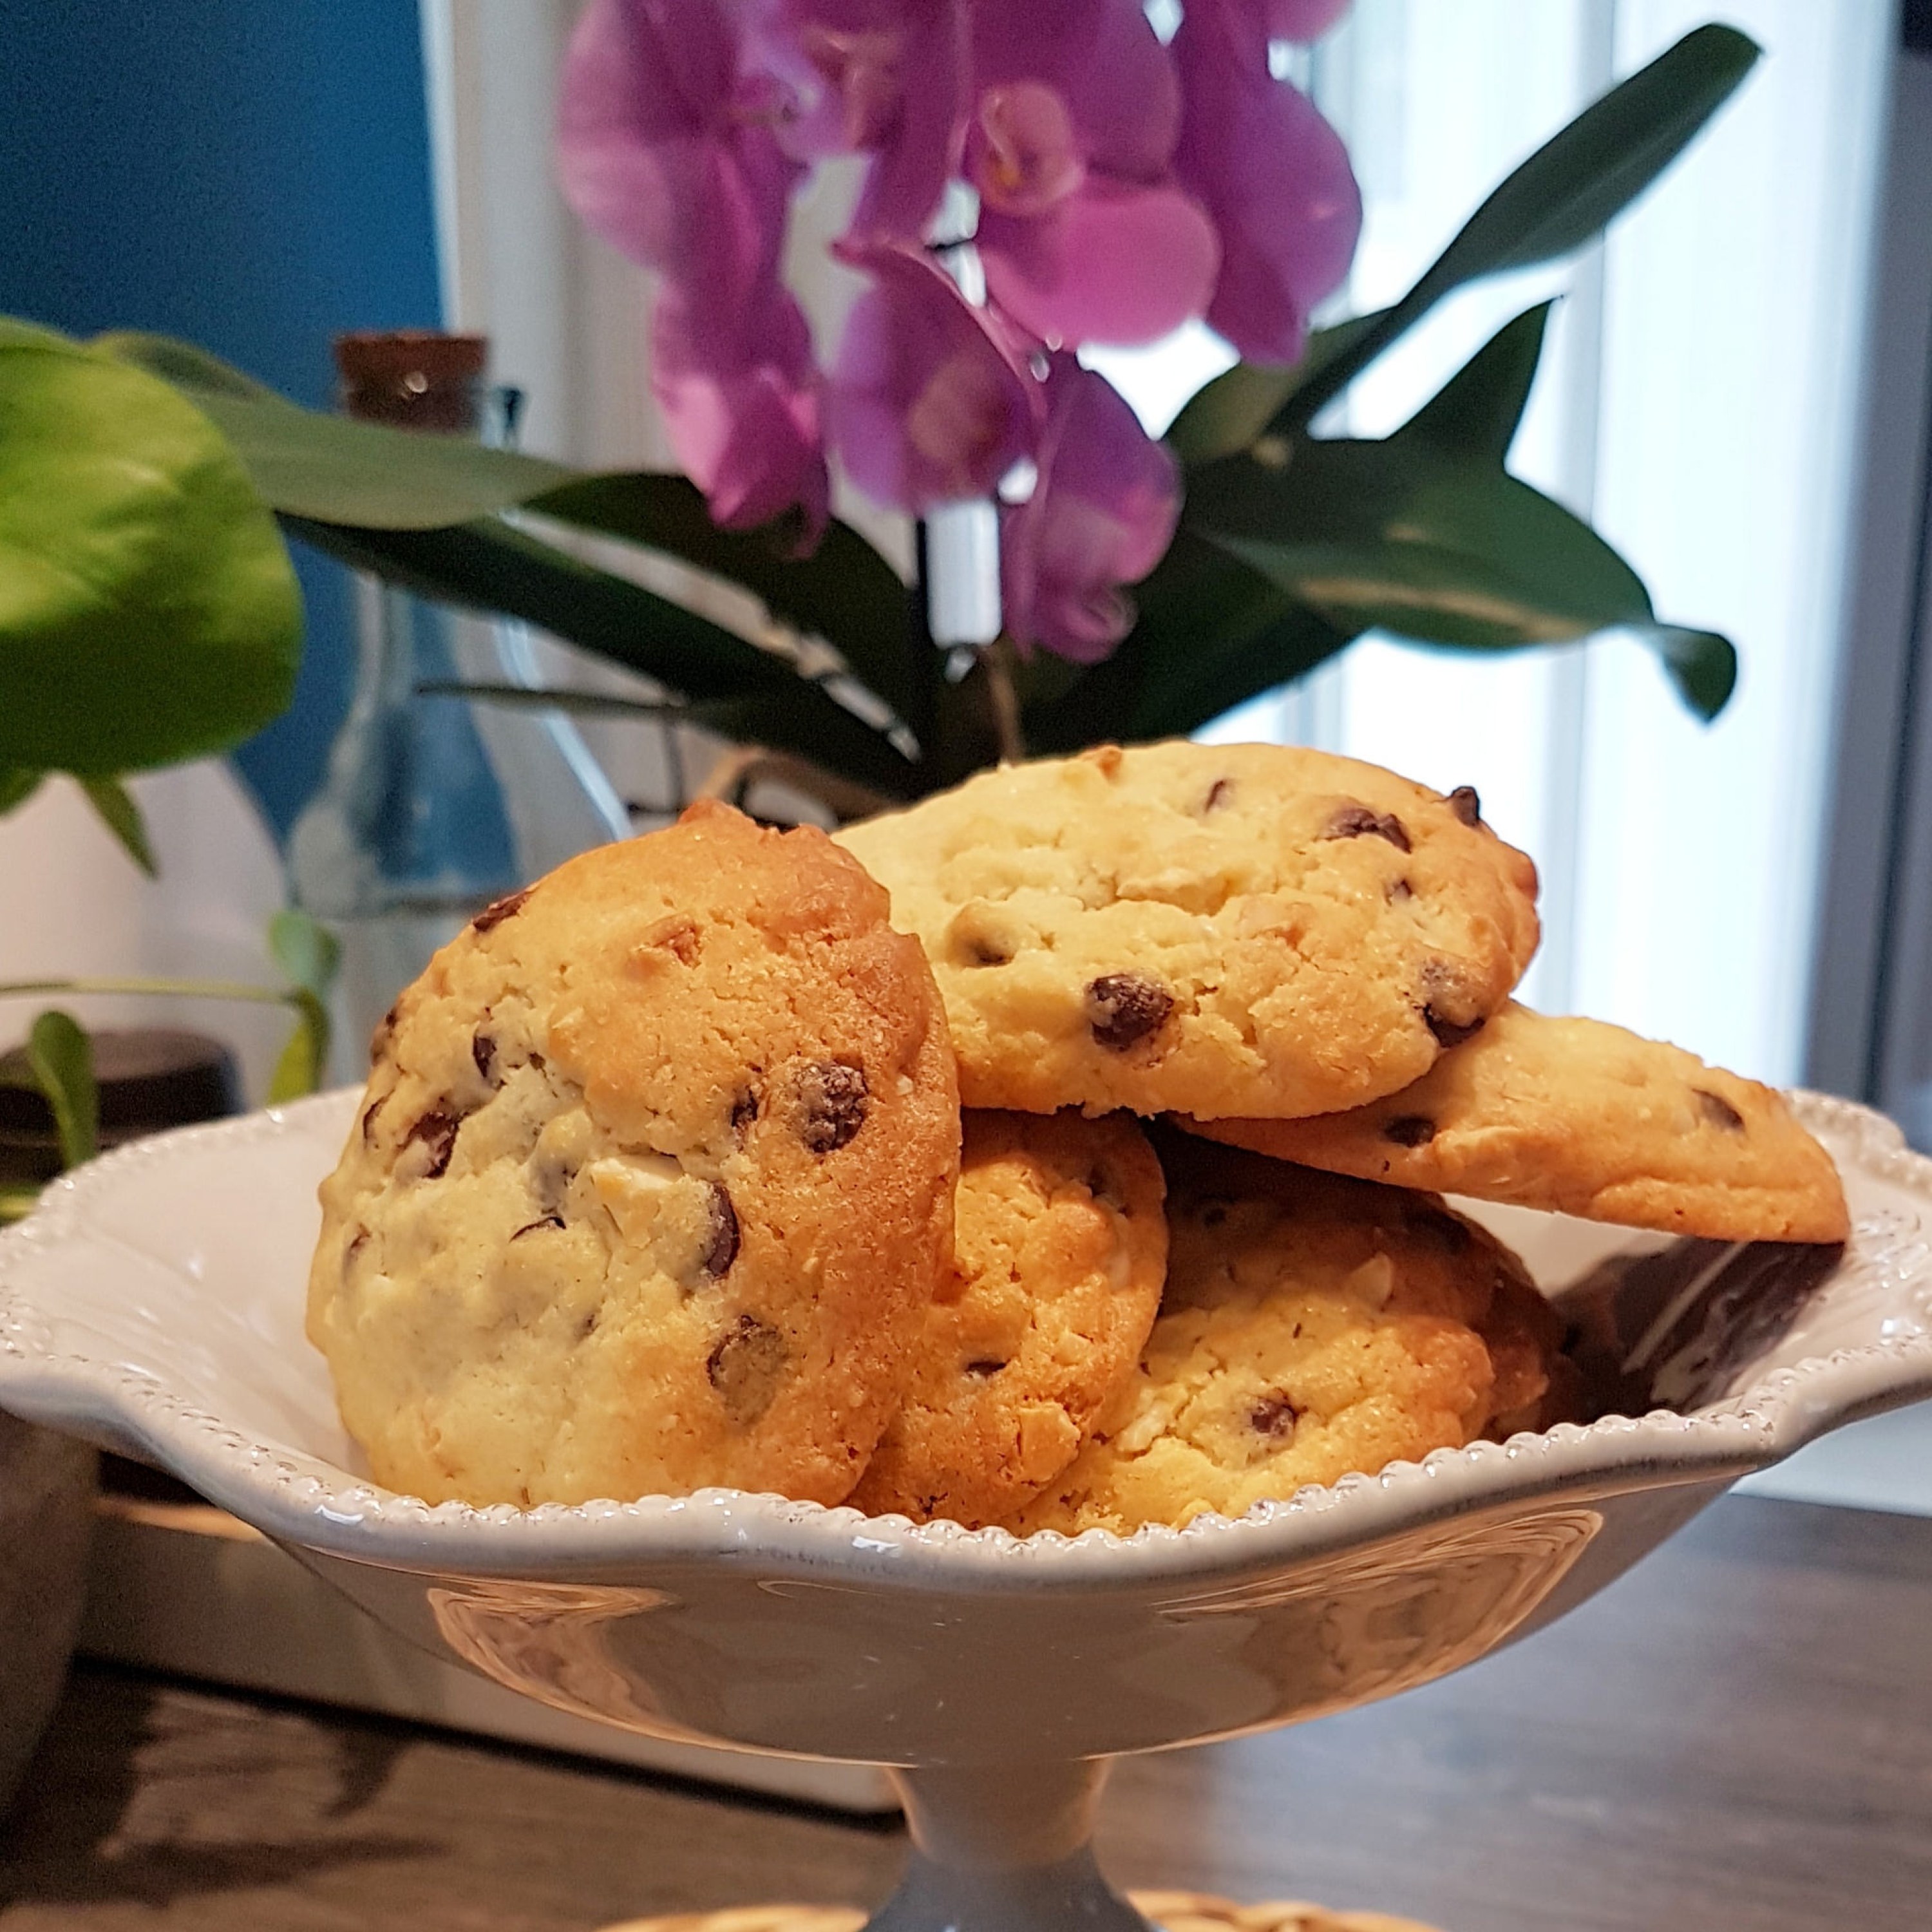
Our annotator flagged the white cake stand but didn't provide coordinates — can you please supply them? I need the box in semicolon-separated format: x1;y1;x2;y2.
3;1089;1930;1932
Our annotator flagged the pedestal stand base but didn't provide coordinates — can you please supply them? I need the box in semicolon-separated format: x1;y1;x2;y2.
597;1891;1444;1932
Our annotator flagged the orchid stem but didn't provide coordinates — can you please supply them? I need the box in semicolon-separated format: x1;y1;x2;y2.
981;638;1025;766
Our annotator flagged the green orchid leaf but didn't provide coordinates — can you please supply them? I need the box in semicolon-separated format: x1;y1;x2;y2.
25;1009;97;1170
1166;313;1385;467
1399;302;1553;462
269;907;341;999
98;334;573;531
94;331;278;400
1643;623;1737;720
267;988;332;1104
1191;440;1651;647
1021;532;1359;750
283;516;923;799
105;341;920;721
78;776;157;877
529;473;922;730
0;339;303;773
1279;24;1759;431
0;768;43;813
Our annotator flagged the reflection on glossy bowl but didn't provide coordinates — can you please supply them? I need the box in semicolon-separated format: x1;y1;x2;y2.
2;1090;1929;1928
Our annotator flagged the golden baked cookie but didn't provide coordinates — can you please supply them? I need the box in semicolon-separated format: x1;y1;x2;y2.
1008;1142;1564;1537
1182;1003;1849;1244
307;801;960;1510
849;1109;1168;1526
834;741;1540;1120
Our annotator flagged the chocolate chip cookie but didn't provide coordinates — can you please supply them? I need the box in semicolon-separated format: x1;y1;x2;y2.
1182;1003;1848;1244
849;1108;1168;1526
835;742;1540;1121
1008;1141;1568;1536
307;800;960;1509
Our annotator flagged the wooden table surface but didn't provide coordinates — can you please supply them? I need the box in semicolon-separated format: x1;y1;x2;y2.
3;1494;1929;1932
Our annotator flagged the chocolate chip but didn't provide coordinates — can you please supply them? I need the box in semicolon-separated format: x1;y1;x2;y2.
1086;972;1174;1051
701;1182;740;1279
361;1095;385;1143
406;1106;462;1179
1694;1087;1746;1132
472;1032;497;1084
794;1061;868;1153
964;1359;1007;1379
370;1001;402;1065
1383;1115;1437;1148
1447;785;1481;827
472;887;531;934
706;1315;788;1427
1204;777;1234;811
1249;1393;1300;1440
1424;1009;1486;1049
730;1087;760;1135
511;1215;565;1240
1326;803;1411;852
1417;961;1485;1048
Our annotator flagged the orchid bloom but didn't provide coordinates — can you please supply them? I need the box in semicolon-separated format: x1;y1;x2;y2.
1171;0;1362;365
1000;354;1179;663
556;0;1360;662
828;244;1036;510
558;0;829;531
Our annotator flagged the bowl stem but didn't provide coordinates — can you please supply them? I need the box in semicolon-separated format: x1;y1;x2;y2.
869;1761;1146;1932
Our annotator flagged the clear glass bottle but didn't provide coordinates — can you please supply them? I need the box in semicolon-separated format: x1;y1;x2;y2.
289;331;629;1079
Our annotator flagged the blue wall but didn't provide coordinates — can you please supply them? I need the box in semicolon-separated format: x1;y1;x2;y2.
0;0;444;838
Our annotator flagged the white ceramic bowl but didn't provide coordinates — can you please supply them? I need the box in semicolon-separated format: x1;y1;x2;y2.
3;1088;1928;1929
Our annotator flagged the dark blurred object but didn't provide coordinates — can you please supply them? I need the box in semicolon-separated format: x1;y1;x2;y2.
0;1027;243;1192
334;329;487;433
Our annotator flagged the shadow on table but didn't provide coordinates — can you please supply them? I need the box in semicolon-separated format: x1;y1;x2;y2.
0;1664;430;1909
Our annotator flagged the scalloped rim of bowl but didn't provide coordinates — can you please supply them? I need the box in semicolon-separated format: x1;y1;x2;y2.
3;1089;1930;1590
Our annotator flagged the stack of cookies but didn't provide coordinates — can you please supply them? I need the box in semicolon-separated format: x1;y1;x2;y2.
308;743;1849;1534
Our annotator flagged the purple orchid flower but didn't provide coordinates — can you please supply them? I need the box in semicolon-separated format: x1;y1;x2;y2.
652;283;829;534
1000;354;1179;663
754;0;970;242
1244;0;1353;41
558;0;829;530
829;243;1038;511
1171;0;1361;365
965;0;1220;348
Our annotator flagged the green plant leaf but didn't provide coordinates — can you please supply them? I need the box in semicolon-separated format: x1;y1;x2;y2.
1644;623;1737;720
25;1009;97;1170
1278;24;1759;431
0;768;42;813
93;330;278;400
78;775;157;877
1166;313;1385;467
530;474;922;730
269;907;341;999
1192;439;1651;646
1020;531;1360;750
0;338;303;773
267;988;332;1104
1399;302;1552;462
99;333;574;531
283;515;923;798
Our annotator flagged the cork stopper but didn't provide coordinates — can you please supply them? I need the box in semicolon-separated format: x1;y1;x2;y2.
334;330;488;433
